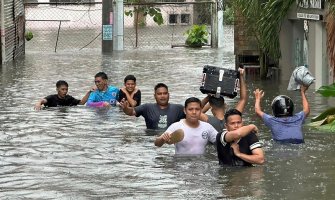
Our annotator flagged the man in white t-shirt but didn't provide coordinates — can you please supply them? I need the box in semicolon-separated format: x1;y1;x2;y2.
154;97;218;155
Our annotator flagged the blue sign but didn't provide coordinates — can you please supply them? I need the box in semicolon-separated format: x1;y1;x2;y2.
103;25;113;40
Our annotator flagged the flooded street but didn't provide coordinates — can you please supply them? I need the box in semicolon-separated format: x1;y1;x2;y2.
1;32;335;199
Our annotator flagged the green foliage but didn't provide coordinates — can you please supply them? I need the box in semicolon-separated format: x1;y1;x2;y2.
144;7;163;25
311;107;335;122
330;0;335;15
125;10;133;17
184;25;208;47
25;31;33;41
233;0;295;63
307;107;335;131
124;6;163;26
316;83;335;97
124;1;163;47
233;0;335;66
223;6;234;25
318;120;335;132
258;0;295;60
308;84;335;131
308;117;335;132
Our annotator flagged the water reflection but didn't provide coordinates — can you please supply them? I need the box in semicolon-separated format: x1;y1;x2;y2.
1;46;335;199
218;166;265;199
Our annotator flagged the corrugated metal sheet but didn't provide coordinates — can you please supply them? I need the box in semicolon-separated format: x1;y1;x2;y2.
14;0;24;17
1;0;25;63
4;0;14;28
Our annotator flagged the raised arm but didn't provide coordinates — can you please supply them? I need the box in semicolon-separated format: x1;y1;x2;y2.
300;85;310;117
254;89;265;118
121;88;138;107
79;90;92;105
34;98;47;110
224;124;258;143
235;68;248;113
119;98;136;116
199;95;210;122
201;95;211;113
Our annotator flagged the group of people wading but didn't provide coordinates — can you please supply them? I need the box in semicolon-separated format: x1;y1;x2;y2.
35;69;310;167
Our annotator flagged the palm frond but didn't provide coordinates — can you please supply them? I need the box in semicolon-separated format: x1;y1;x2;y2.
258;0;295;60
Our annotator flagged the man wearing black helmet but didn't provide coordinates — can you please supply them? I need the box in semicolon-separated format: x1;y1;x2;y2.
253;85;310;144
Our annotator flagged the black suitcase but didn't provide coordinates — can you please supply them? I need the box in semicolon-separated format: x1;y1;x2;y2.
200;65;240;98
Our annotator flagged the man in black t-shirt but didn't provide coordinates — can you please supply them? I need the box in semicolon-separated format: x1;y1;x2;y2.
216;108;265;166
117;75;141;107
34;80;91;110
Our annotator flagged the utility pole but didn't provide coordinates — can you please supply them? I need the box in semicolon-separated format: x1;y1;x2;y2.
217;0;224;48
102;0;113;53
113;0;124;50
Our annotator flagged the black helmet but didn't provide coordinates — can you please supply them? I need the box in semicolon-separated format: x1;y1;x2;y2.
271;95;294;117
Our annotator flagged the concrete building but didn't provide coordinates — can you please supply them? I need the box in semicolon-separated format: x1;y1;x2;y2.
234;0;331;89
280;0;331;89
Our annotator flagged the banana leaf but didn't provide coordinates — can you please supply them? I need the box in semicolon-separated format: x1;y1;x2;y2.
311;107;335;122
315;119;335;132
306;118;327;127
307;116;335;132
316;83;335;97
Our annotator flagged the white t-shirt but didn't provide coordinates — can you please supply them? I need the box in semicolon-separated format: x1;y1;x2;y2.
166;119;218;155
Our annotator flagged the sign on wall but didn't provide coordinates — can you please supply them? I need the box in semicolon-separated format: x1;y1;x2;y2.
297;0;324;9
297;13;323;20
103;25;113;40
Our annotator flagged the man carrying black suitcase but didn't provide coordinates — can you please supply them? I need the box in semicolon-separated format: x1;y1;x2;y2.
199;67;247;132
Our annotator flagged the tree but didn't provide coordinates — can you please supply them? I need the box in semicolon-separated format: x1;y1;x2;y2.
125;1;163;47
233;0;295;78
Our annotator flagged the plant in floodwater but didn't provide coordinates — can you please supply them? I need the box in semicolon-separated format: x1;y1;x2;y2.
25;31;34;41
184;24;208;48
124;0;163;48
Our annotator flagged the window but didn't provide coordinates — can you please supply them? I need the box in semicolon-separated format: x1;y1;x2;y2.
180;14;190;24
169;14;178;24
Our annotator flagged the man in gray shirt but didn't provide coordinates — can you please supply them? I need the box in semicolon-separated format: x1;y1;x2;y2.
120;83;185;129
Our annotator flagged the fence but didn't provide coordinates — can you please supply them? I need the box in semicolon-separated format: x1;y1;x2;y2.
24;1;214;52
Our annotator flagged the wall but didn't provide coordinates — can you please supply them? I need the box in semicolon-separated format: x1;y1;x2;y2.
279;1;329;90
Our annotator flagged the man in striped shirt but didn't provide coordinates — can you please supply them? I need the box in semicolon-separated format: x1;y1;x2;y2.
216;108;265;166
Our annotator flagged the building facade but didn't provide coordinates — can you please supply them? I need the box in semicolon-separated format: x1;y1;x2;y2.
280;0;331;89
